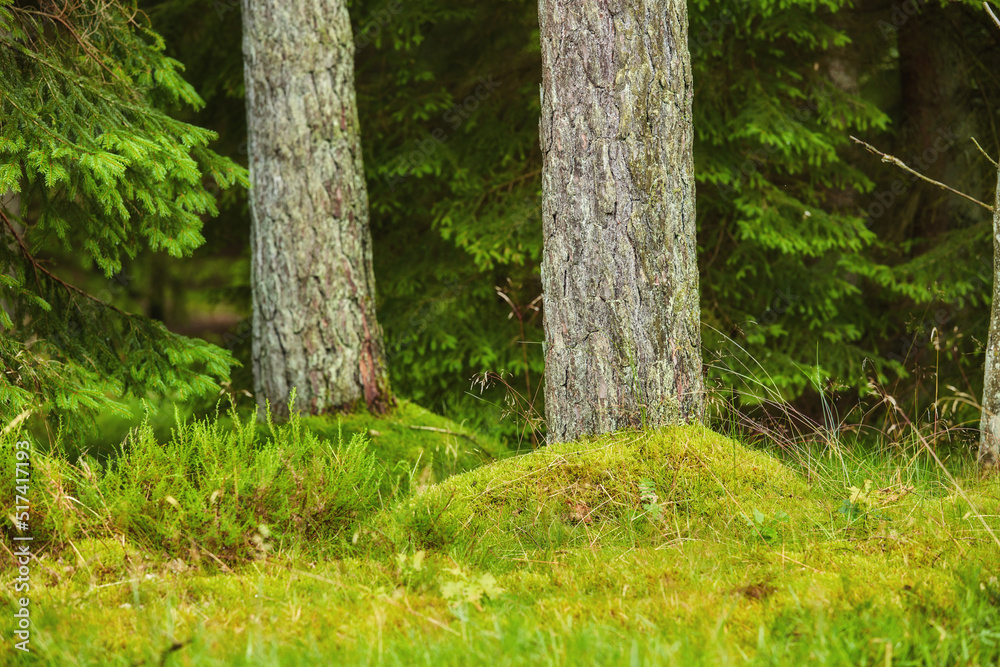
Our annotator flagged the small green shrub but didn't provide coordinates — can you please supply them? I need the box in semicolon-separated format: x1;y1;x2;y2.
837;479;890;526
0;433;106;550
742;507;791;544
98;404;382;561
1;402;383;566
638;477;664;520
439;564;505;609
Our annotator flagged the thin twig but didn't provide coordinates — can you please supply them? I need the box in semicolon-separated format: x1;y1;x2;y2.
986;2;1000;31
0;410;32;438
776;548;823;573
485;169;541;194
87;578;137;592
971;136;999;169
288;567;348;588
506;557;562;565
406;424;481;446
188;539;232;573
0;209;166;355
0;210;128;314
850;136;993;212
381;596;460;635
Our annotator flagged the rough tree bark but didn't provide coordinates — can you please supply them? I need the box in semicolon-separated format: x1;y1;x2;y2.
538;0;703;444
980;169;1000;467
241;0;392;419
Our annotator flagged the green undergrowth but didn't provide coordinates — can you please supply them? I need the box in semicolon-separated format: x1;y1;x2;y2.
0;400;509;565
0;408;380;564
296;399;510;494
59;397;510;490
2;420;999;664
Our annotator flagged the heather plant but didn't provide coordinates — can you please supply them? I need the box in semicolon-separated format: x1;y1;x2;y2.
1;401;384;564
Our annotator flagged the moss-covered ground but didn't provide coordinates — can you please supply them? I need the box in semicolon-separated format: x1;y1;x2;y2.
1;407;998;665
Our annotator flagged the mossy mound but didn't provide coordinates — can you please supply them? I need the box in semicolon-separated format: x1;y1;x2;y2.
373;424;812;559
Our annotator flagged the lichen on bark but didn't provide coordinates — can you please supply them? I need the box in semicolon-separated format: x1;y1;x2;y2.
538;0;703;444
979;168;1000;468
241;0;392;419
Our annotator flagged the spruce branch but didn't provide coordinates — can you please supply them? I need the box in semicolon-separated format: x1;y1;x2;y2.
850;136;993;212
6;1;145;100
0;0;241;431
1;208;127;317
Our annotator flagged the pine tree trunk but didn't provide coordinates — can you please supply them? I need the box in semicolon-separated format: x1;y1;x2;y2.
0;191;21;327
538;0;703;444
980;169;1000;467
896;6;986;242
241;0;392;419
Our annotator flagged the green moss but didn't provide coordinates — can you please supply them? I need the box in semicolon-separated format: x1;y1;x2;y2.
373;424;813;558
4;419;1000;664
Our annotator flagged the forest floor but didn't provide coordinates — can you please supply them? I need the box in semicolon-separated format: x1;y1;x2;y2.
2;402;999;665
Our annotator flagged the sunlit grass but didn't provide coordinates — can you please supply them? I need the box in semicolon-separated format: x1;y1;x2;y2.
2;391;999;664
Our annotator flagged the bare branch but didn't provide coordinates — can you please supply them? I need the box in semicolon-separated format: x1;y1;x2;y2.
0;209;131;318
850;136;993;212
971;136;999;169
406;424;482;446
986;2;1000;31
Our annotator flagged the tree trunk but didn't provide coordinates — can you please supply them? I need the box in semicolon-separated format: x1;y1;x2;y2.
896;5;986;242
980;169;1000;467
241;0;392;419
538;0;703;444
0;190;21;327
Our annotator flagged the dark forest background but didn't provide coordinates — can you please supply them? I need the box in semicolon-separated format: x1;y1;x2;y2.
58;0;1000;445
